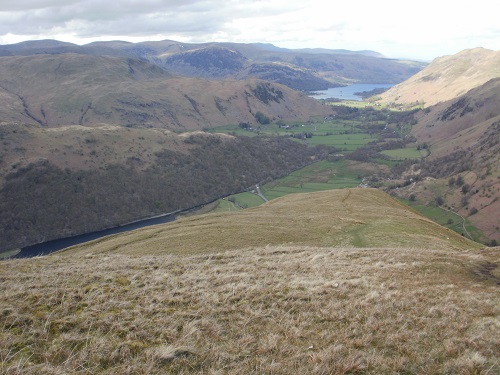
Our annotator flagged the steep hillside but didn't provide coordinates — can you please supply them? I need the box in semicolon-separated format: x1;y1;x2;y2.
378;48;500;106
0;54;333;129
237;62;333;91
159;46;248;78
1;189;497;374
64;189;480;257
388;79;500;242
143;41;426;86
0;124;331;252
413;78;500;158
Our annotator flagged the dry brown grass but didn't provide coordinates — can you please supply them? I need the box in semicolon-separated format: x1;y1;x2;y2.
1;189;495;373
378;48;500;106
1;245;499;374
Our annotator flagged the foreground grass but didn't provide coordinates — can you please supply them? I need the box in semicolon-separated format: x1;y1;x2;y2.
1;245;498;374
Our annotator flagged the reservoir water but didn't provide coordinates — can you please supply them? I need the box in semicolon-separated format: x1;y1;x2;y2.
309;83;393;101
14;213;176;258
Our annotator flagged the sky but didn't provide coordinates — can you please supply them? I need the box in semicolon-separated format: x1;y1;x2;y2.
0;0;498;61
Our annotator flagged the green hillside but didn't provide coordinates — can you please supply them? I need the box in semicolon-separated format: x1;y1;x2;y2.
63;189;480;257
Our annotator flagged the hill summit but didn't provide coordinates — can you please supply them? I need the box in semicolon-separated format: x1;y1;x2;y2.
378;48;500;106
63;188;479;256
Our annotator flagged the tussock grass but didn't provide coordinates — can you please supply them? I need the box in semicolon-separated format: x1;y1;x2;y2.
1;189;494;373
1;245;498;374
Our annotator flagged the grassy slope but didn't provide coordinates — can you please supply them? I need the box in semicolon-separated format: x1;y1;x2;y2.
1;190;497;374
62;189;479;257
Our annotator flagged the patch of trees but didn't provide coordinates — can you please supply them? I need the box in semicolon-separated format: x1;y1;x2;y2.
419;151;471;179
354;87;389;99
390;150;473;182
250;82;284;104
377;138;415;151
346;142;388;162
440;97;474;121
255;111;271;125
332;106;419;128
291;132;313;140
0;135;332;251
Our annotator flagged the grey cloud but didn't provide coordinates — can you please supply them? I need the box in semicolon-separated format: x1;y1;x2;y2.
0;0;229;37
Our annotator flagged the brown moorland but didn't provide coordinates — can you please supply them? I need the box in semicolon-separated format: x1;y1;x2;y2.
378;48;500;107
1;190;498;374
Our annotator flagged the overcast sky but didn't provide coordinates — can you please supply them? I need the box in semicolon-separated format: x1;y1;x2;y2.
0;0;498;61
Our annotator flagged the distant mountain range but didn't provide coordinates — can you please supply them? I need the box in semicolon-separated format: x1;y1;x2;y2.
0;39;426;90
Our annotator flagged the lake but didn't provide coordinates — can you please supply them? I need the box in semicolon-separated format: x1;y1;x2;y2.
13;213;176;258
309;83;393;101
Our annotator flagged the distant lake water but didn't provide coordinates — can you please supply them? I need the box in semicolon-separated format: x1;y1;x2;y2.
309;83;393;101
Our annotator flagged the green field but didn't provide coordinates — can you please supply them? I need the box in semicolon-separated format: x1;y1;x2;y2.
381;147;425;160
209;192;266;213
231;192;266;208
205;120;376;151
211;198;240;212
261;160;364;200
199;160;367;213
398;199;485;242
305;133;374;150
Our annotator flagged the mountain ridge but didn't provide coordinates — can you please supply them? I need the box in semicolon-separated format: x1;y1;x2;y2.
61;188;480;257
388;76;500;243
0;53;333;129
378;47;500;106
0;39;426;89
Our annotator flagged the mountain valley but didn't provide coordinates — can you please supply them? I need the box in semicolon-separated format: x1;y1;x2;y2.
0;39;499;374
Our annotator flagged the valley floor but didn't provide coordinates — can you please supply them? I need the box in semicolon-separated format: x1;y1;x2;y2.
1;245;498;374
